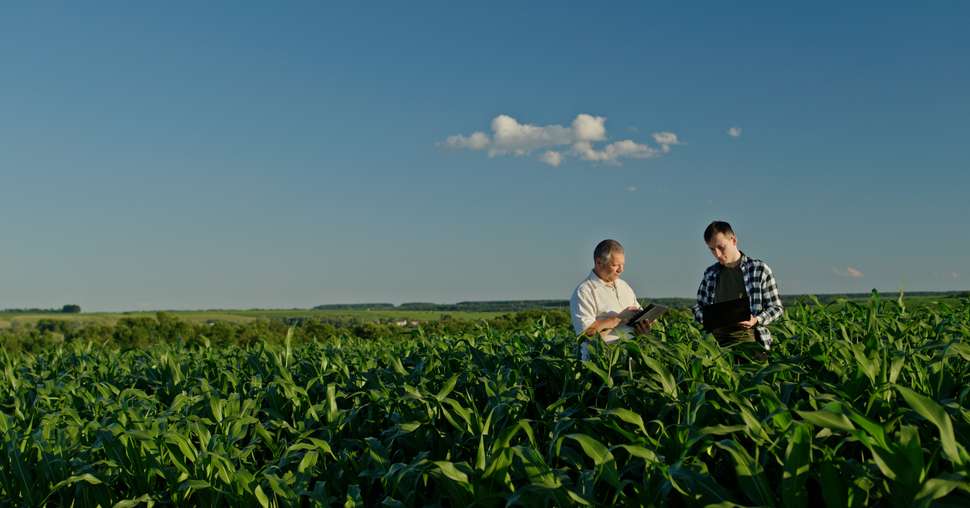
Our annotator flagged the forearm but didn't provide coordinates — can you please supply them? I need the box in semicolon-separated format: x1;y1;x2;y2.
756;268;783;325
581;316;622;336
756;303;783;326
691;303;703;324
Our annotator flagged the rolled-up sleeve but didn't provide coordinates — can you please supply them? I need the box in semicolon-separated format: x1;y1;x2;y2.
755;265;784;326
570;285;596;335
692;278;706;324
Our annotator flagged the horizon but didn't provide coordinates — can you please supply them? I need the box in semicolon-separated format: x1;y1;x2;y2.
6;288;968;315
2;2;968;312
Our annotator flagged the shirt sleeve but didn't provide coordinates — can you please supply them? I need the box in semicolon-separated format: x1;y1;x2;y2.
570;285;597;335
755;264;784;325
692;273;708;324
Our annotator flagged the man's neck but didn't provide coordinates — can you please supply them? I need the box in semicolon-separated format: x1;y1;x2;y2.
593;269;615;286
721;253;743;268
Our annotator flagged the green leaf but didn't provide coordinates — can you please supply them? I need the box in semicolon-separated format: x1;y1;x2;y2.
298;450;319;473
782;423;811;508
914;475;970;507
433;461;470;484
563;433;614;466
897;385;964;466
642;356;678;398
50;473;102;491
254;484;270;508
398;421;421;433
111;495;154;508
796;410;856;432
715;439;775;507
700;424;747;436
602;408;647;434
435;374;459;402
392;357;407;375
614;444;660;463
667;466;732;504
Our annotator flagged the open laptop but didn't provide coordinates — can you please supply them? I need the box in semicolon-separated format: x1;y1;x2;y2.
702;296;751;331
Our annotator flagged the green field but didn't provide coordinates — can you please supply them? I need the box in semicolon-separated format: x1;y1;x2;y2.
1;295;968;506
0;308;504;329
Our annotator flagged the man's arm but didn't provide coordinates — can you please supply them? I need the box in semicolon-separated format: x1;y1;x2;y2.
571;286;637;338
755;264;783;325
691;272;710;324
581;315;626;337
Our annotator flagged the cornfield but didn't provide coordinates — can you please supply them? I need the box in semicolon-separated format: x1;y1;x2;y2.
1;295;968;506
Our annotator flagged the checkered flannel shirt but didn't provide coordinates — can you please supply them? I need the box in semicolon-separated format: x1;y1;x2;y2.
691;252;784;349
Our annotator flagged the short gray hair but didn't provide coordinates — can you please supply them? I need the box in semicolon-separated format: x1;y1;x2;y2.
594;239;624;265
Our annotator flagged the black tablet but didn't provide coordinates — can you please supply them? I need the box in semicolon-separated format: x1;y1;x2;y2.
627;303;669;325
702;296;751;331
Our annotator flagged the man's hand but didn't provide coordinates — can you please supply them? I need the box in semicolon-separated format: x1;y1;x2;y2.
738;316;759;329
618;306;640;323
634;318;654;335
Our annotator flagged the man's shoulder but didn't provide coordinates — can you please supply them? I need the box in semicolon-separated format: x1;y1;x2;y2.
571;276;597;298
743;256;773;271
703;263;720;277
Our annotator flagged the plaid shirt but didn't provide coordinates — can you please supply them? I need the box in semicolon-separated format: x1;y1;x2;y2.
691;252;783;349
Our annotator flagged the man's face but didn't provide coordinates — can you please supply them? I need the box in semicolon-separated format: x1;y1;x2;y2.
595;252;625;283
706;233;741;266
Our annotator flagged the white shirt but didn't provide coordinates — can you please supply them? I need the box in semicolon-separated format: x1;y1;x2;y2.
570;270;641;342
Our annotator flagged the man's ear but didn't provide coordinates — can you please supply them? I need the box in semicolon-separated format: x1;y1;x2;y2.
730;235;738;246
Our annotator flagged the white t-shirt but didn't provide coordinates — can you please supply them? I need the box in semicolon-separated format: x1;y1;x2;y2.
569;270;641;342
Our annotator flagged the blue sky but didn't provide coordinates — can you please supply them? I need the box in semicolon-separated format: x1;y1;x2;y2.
1;2;968;311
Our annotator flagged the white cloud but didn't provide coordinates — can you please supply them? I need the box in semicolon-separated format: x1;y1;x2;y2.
572;114;607;142
727;126;742;138
443;131;490;150
652;131;682;153
833;266;864;278
626;186;638;192
574;140;658;163
490;114;573;156
442;113;681;166
953;272;960;279
540;150;563;167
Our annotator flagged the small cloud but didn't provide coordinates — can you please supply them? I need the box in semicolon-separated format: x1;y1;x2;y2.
540;150;562;167
833;266;864;278
953;272;961;279
441;113;680;166
727;126;742;138
627;126;640;133
574;139;658;164
443;131;489;150
652;131;683;153
626;186;638;192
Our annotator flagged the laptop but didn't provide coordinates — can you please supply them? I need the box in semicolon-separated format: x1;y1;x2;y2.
702;296;751;331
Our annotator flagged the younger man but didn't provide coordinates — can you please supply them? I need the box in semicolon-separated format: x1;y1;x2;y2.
692;221;783;351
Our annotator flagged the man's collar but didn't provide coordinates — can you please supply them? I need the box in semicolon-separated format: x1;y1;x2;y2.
588;270;615;288
717;252;750;271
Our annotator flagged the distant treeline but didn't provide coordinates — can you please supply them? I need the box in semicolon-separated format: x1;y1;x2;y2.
1;304;81;314
0;309;575;353
314;291;970;313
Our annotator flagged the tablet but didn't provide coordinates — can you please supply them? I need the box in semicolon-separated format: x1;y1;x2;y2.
702;296;751;331
627;303;669;325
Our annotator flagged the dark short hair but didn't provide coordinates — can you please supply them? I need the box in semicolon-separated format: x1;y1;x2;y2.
594;239;624;264
703;221;735;242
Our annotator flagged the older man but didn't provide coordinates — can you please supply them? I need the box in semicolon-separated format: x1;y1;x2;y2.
570;239;652;359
